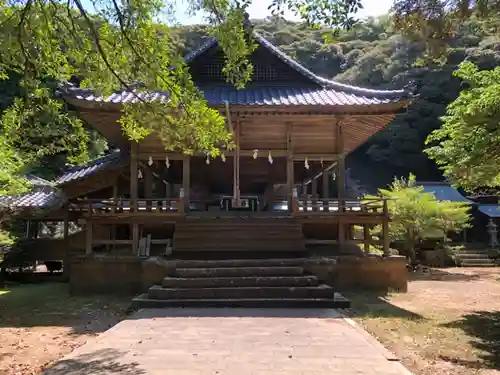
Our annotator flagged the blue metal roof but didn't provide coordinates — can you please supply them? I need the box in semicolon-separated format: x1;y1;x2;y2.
477;205;500;218
421;183;473;203
54;149;125;185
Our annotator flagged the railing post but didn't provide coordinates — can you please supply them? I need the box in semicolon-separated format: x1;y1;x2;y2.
382;198;390;257
179;188;185;215
291;187;298;216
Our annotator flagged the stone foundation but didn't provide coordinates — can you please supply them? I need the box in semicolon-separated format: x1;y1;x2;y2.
70;254;408;295
70;255;176;295
304;255;408;293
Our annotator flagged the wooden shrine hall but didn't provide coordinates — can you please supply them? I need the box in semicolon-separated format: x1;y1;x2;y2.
2;28;412;304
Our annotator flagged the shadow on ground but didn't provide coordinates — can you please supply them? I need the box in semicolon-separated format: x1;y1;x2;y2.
345;291;424;320
441;310;500;370
42;348;145;375
409;268;482;282
0;283;130;333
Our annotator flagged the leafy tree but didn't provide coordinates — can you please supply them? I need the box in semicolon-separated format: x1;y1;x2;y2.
425;61;500;191
376;174;471;262
0;0;369;199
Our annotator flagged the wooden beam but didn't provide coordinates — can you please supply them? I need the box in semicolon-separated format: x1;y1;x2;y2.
138;150;339;160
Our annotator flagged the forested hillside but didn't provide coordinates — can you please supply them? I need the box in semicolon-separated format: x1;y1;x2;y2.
174;16;500;189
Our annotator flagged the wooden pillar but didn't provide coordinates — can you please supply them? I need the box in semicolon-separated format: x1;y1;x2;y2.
311;178;318;210
130;142;138;210
182;156;190;212
363;224;370;254
144;167;153;198
286;157;294;213
383;199;390;256
336;119;346;248
322;171;329;199
130;142;139;253
286;122;294;213
85;220;93;255
63;205;70;278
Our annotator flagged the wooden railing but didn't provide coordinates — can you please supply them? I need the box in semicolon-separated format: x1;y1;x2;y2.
291;192;388;216
71;197;184;215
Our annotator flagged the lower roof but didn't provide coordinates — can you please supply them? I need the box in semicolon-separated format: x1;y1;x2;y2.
61;83;410;109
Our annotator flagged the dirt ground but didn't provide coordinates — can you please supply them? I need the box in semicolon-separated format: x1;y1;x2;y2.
1;268;499;375
0;282;130;375
347;267;500;375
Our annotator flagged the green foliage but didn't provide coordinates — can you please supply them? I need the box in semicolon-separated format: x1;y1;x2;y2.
375;174;471;261
425;62;500;191
0;0;367;198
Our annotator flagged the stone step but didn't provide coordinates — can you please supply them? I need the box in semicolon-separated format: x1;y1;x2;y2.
132;293;351;309
461;257;495;263
174;266;304;278
457;253;492;259
173;244;307;252
147;285;335;300
174;232;304;240
173;258;308;268
162;275;318;288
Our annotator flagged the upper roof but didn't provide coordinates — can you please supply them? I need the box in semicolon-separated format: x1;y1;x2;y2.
62;30;413;108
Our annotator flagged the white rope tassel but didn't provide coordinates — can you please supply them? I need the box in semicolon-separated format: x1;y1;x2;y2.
165;156;170;168
332;171;337;180
221;153;226;163
253;149;258;159
137;168;143;179
206;155;210;165
148;156;153;166
320;157;324;167
304;157;310;170
268;150;273;164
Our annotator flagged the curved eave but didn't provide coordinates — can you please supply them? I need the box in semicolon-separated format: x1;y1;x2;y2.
64;94;411;115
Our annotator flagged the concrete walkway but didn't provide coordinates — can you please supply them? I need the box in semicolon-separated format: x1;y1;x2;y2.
43;308;413;375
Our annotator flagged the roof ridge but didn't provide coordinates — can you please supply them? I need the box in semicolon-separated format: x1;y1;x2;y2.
184;31;410;98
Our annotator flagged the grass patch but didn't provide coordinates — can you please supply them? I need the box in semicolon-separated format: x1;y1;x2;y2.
0;283;130;330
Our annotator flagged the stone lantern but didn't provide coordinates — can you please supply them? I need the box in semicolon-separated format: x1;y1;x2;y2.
487;218;499;248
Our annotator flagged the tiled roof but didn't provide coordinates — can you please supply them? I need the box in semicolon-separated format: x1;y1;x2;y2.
65;84;406;107
62;31;411;107
200;85;402;106
185;32;410;99
55;149;125;185
0;177;65;210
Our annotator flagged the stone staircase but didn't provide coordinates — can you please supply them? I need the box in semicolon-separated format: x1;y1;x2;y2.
132;257;350;308
457;247;498;267
172;218;306;252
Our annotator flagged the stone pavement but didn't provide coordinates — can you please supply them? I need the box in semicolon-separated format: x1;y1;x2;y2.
43;308;413;375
